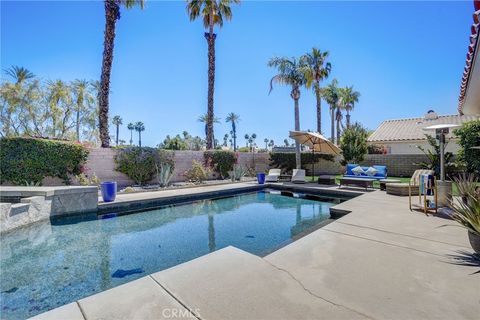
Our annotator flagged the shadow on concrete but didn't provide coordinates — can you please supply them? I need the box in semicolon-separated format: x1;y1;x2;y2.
444;250;480;275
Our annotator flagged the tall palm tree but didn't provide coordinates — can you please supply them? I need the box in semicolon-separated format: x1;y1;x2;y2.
300;48;331;134
321;79;339;143
127;122;134;145
225;112;240;151
99;0;145;148
338;86;360;128
223;133;228;147
264;138;268;150
47;80;71;139
198;113;220;145
268;56;306;169
72;80;95;141
186;0;240;149
245;134;250;147
112;115;123;146
134;121;145;147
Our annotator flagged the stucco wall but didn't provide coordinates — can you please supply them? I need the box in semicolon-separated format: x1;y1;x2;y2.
368;140;461;155
359;154;431;177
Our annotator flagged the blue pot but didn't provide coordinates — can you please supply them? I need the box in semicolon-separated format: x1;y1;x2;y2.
100;181;117;202
257;173;266;185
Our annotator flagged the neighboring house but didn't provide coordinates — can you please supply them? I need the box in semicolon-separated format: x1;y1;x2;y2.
368;110;478;155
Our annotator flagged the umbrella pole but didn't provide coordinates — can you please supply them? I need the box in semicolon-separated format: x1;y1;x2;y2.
312;147;315;183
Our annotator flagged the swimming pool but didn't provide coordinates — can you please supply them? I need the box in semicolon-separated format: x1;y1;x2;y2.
0;190;344;319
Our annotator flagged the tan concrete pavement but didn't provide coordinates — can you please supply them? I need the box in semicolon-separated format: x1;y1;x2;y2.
32;188;479;320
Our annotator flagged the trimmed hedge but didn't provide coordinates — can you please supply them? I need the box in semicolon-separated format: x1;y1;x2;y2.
269;152;334;172
0;137;89;185
204;150;237;179
115;147;175;185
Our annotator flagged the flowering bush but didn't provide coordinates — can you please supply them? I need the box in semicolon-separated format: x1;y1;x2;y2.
204;150;237;179
0;137;89;185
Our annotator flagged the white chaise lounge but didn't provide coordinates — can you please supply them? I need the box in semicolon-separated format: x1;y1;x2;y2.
291;169;306;184
265;169;281;182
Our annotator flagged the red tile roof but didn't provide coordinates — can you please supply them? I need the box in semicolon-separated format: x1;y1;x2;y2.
458;1;480;114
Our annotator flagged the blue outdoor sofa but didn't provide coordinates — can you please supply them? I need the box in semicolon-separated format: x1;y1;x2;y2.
344;164;387;180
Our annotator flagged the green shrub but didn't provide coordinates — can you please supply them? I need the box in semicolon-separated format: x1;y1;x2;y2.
340;123;368;165
454;120;480;175
0;137;89;185
184;160;209;183
204;150;237;179
115;147;175;185
269;152;334;172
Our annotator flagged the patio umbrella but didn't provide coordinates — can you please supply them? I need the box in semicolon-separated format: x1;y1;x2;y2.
289;131;342;178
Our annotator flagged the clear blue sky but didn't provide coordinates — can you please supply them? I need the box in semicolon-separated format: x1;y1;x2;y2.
1;0;473;147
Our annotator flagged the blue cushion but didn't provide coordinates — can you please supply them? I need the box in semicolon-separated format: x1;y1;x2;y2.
346;164;359;176
345;164;387;179
373;165;387;178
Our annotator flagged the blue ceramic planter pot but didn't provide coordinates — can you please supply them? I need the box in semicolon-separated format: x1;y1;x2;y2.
257;173;266;185
100;181;117;202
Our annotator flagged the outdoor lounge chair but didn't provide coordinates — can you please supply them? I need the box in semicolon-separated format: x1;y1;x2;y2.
291;169;306;184
265;169;281;182
386;169;435;196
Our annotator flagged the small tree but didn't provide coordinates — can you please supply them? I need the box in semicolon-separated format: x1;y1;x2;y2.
416;135;455;178
340;122;368;165
454;120;480;175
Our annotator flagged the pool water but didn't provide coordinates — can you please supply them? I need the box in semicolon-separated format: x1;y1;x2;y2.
0;191;341;319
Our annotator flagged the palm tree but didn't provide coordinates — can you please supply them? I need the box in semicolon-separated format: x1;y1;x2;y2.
223;133;228;147
127;122;134;145
47;80;71;138
4;66;35;84
268;139;274;149
225;112;240;151
264;138;268;150
268;56;306;169
198;113;220;145
112;115;122;146
300;48;331;134
134;121;145;147
72;80;95;141
338;86;360;128
99;0;145;148
245;134;250;147
283;138;289;147
322;79;339;143
186;0;240;149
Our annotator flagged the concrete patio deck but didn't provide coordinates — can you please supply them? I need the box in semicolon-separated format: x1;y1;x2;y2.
32;189;479;320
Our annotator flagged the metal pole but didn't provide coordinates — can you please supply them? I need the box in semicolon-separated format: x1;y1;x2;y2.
439;133;445;181
312;147;315;182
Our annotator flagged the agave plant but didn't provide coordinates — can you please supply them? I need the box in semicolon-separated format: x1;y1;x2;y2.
453;173;479;199
449;193;480;235
449;175;480;253
156;163;174;188
230;164;246;181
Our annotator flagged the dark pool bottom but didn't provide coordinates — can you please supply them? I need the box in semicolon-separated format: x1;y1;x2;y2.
0;189;348;319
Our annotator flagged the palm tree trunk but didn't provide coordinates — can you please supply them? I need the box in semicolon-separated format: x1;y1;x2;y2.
115;124;119;146
330;106;335;143
99;0;119;148
336;110;341;145
315;85;321;133
294;96;301;169
346;110;351;128
232;122;237;151
138;131;141;147
205;21;216;150
129;130;133;145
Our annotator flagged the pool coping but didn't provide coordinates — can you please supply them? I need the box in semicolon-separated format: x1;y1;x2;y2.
97;182;364;215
